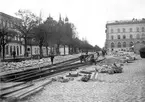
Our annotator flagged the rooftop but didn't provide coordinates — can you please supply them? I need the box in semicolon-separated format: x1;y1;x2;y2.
107;18;145;25
0;12;22;22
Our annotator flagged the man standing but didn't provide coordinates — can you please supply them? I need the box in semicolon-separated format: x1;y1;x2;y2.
50;53;55;65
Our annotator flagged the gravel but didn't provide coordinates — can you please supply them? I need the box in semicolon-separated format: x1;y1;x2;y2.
19;55;145;102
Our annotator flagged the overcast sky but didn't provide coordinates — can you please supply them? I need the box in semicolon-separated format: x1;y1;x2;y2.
1;0;145;48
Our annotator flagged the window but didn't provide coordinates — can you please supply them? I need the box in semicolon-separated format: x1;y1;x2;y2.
10;46;12;55
10;22;13;28
111;29;114;33
130;34;133;39
7;22;9;28
35;48;37;54
117;28;120;33
111;35;114;40
136;27;139;32
3;21;5;27
14;46;16;51
142;33;145;38
123;35;126;39
17;46;19;55
130;42;134;47
27;48;30;51
130;28;132;32
118;42;121;48
142;27;145;32
123;42;126;47
136;34;140;39
20;46;22;54
111;42;115;48
123;28;125;32
118;35;121;39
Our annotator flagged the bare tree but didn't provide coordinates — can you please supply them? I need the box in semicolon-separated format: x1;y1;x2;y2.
14;10;39;56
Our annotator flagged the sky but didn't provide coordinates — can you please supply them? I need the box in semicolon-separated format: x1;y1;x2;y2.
1;0;145;48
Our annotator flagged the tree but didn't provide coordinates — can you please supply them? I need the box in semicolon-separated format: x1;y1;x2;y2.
0;24;18;59
44;16;57;55
32;23;49;58
14;10;39;56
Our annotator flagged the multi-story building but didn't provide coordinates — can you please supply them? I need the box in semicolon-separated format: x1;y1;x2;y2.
105;18;145;52
0;12;69;58
0;12;25;57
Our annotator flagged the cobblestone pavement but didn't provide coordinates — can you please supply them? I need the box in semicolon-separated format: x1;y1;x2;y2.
21;57;145;102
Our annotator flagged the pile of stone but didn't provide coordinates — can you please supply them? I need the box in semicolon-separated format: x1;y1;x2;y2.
100;63;123;74
0;59;51;72
51;76;74;83
0;54;81;73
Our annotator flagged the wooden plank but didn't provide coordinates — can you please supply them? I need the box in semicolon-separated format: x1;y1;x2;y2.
18;86;43;99
4;85;38;98
0;82;24;90
0;83;33;96
4;79;51;98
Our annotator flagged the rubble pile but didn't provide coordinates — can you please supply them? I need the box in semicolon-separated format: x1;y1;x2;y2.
0;54;80;73
51;76;74;83
100;63;123;74
98;52;137;74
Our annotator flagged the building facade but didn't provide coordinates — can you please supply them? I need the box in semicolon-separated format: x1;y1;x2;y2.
0;12;69;58
105;18;145;52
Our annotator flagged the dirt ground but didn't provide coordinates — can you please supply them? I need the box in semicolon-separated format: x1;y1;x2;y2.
20;56;145;102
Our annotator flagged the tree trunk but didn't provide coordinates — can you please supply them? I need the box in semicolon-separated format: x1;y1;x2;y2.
30;45;32;58
64;45;65;55
57;44;60;55
24;36;27;57
68;45;71;54
50;46;53;54
0;46;1;57
39;45;43;59
46;46;48;56
2;44;5;60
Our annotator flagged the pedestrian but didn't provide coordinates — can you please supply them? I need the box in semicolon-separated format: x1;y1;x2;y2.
96;51;99;57
102;50;105;57
90;55;96;65
50;53;55;65
80;54;85;63
12;51;16;59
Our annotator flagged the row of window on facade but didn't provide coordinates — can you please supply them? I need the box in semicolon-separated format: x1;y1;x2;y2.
0;19;15;28
111;41;145;48
110;27;145;33
111;33;145;40
5;45;22;55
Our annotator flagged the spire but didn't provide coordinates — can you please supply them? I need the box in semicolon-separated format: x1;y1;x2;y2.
65;16;69;22
49;13;51;18
59;13;62;21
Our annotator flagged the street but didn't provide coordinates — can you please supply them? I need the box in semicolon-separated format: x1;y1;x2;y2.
24;55;145;102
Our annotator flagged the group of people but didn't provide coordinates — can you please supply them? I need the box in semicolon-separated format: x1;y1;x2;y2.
79;51;101;65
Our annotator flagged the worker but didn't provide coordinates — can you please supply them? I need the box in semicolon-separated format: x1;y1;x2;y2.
50;53;55;65
90;55;96;65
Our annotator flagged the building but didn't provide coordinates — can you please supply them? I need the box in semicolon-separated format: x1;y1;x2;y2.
105;18;145;52
0;12;25;57
0;12;69;58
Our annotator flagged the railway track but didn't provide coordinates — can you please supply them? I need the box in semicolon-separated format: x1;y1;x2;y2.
0;54;93;82
0;54;105;100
